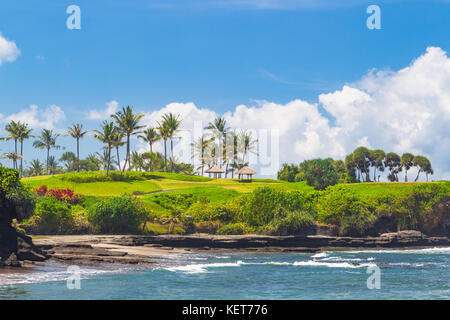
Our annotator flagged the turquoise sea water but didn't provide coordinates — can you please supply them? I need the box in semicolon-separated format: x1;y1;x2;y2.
1;247;449;300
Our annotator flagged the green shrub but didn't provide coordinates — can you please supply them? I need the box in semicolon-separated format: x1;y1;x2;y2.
86;195;147;233
216;223;252;235
237;187;318;227
33;197;75;234
185;202;236;223
318;185;376;236
265;210;316;235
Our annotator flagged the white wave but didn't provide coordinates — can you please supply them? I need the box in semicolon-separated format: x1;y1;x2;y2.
0;265;135;286
349;247;450;255
311;252;328;258
293;260;377;269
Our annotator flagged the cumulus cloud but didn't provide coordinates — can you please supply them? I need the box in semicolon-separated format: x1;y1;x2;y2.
86;100;119;120
0;33;20;66
4;104;66;131
138;47;450;180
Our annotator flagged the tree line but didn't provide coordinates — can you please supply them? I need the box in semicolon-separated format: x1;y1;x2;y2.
278;146;434;189
0;106;258;178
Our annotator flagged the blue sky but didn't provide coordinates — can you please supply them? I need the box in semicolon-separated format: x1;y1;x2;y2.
0;0;449;179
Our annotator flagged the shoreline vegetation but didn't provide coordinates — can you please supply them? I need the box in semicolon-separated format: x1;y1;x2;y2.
0;107;448;268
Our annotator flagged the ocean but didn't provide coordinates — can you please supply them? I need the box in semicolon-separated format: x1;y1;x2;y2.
1;247;449;300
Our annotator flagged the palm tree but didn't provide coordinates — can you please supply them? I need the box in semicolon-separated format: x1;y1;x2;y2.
205;117;229;164
47;156;60;174
111;106;145;172
157;120;170;172
111;128;126;172
160;113;182;172
1;152;22;168
238;130;258;164
2;120;21;169
28;159;44;176
93;121;115;176
67;123;88;172
16;122;33;176
33;129;60;175
191;135;212;176
138;128;160;171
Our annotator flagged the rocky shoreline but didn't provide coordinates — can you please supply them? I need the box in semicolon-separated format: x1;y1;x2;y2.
1;230;449;268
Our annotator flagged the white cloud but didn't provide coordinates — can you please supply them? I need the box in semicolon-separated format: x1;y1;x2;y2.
0;33;20;66
86;100;119;120
5;104;66;130
136;47;450;180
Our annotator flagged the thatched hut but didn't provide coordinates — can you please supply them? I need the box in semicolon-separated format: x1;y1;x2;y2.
205;164;225;178
235;166;256;183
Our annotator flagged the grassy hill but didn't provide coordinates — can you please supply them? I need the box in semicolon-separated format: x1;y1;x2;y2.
21;172;449;236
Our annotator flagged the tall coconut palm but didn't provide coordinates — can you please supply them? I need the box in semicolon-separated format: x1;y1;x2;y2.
160;113;182;172
33;129;60;175
191;135;212;176
138;128;160;171
205;117;229;170
67;123;88;172
2;120;21;170
238;130;258;164
111;128;126;172
157;120;170;172
111;106;145;172
16;122;33;176
93;121;115;176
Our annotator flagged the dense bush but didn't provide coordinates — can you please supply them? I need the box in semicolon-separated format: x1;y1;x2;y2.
264;210;316;235
317;185;377;236
0;166;35;223
216;223;252;235
237;187;318;227
86;195;147;233
27;197;83;234
185;202;236;223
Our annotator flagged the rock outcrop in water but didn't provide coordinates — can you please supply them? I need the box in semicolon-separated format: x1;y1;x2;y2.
0;224;48;267
0;167;48;267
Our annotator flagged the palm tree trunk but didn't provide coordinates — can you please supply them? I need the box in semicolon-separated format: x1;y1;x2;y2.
20;141;24;176
405;169;408;182
46;147;50;175
77;137;80;172
116;146;121;171
149;143;153;172
14;139;18;169
107;145;111;176
164;138;167;172
171;139;174;173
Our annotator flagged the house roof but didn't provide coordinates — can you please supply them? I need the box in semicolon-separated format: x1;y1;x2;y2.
205;164;225;173
235;166;256;175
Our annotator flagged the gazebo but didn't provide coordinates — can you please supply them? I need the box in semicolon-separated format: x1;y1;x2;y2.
205;164;225;178
235;166;256;183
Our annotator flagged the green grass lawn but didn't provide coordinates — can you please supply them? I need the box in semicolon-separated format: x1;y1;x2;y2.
23;175;162;197
22;172;448;208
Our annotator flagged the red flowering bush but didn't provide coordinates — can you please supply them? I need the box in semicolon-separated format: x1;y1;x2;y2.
35;185;82;205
